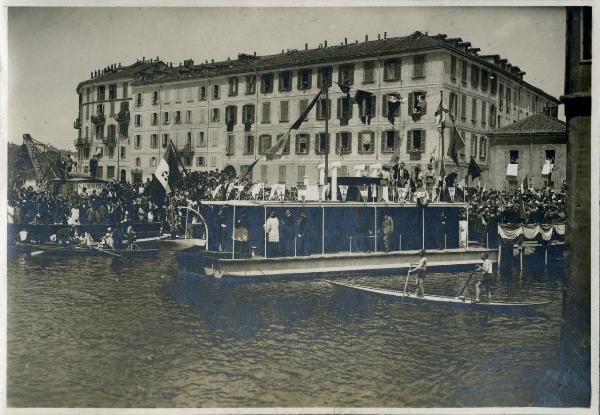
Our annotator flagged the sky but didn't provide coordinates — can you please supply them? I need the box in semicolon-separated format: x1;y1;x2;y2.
7;6;566;149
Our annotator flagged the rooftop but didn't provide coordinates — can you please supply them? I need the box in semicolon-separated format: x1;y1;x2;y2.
488;113;566;136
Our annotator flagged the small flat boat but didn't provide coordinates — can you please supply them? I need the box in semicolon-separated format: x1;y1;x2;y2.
13;242;158;258
326;280;550;312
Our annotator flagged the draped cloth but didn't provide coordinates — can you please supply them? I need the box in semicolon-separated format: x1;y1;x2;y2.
498;223;566;245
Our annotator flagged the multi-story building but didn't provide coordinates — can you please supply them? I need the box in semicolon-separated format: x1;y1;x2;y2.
74;31;560;186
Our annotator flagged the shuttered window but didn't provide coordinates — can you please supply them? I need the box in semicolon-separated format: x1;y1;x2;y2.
317;67;333;88
407;129;426;152
262;102;271;123
383;58;401;81
335;132;352;155
338;64;354;85
258;135;272;154
471;65;479;88
460;94;467;120
337;96;353;120
297;69;312;90
278;165;287;184
471;97;477;123
316;98;331;120
280;101;289;122
413;55;425;78
315;133;329;154
295;134;309;154
278;71;292;91
358;132;374;154
363;61;375;83
408;91;428;115
450;56;457;80
381;130;399;153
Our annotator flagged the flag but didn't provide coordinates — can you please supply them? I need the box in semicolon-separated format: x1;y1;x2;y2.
291;88;324;130
144;140;182;201
435;98;449;130
334;80;351;100
447;124;465;166
521;176;528;193
240;158;260;181
467;156;482;180
354;90;375;125
386;93;403;125
265;131;290;161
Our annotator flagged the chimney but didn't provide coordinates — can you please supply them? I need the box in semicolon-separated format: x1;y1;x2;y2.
305;43;308;50
156;56;159;61
253;51;256;56
227;57;230;60
344;37;347;45
324;40;327;47
90;72;93;78
118;62;122;68
282;49;284;53
378;33;381;40
384;32;387;39
365;34;368;42
211;59;214;63
142;56;145;62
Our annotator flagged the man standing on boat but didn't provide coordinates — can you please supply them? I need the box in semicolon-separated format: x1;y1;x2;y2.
264;211;280;257
475;252;494;303
280;209;294;256
382;213;394;253
410;249;428;297
295;211;308;256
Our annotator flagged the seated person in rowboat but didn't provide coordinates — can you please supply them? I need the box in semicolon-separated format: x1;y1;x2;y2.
125;226;137;250
78;231;95;246
410;249;428;297
99;227;115;249
475;252;494;303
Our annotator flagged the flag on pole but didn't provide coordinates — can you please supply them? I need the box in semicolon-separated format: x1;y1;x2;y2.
354;90;375;125
144;140;182;201
240;158;260;181
386;93;404;125
467;156;482;180
447;124;465;166
265;131;291;161
435;98;449;130
291;87;324;130
521;175;528;193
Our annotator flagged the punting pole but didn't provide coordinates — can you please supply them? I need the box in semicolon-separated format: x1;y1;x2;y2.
466;205;470;248
231;204;236;259
374;206;377;253
399;234;402;251
544;246;548;267
321;206;325;255
421;208;425;250
520;245;524;270
498;245;502;268
264;205;267;258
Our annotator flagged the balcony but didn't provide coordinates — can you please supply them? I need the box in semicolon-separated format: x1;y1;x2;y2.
75;137;90;147
103;135;117;147
91;114;106;124
115;110;130;124
178;144;195;156
73;118;81;129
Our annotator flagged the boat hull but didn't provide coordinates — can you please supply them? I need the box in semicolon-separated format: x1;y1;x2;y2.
12;242;159;258
157;238;206;251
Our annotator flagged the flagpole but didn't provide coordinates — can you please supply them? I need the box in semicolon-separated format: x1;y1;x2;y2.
439;90;445;176
324;83;329;187
170;139;188;177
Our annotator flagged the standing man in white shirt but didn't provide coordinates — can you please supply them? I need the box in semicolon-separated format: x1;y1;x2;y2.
475;252;494;303
264;211;280;257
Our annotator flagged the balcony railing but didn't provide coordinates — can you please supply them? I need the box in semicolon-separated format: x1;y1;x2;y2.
115;110;130;124
73;118;81;129
91;114;106;124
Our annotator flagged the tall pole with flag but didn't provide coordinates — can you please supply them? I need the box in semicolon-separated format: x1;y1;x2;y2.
438;90;445;177
324;83;329;184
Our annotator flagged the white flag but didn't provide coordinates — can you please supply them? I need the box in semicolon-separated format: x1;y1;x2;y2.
154;158;170;193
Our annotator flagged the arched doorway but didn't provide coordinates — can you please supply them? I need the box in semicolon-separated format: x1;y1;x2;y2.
120;169;127;183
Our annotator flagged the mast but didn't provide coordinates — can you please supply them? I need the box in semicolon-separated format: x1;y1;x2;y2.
324;83;330;184
439;90;445;176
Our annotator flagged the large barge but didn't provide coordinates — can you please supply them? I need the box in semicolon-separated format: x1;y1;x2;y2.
170;200;498;282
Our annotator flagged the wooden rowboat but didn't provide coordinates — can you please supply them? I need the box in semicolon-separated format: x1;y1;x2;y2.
13;242;158;258
326;280;550;312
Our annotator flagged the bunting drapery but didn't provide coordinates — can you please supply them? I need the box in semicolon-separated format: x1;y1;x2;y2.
497;223;566;245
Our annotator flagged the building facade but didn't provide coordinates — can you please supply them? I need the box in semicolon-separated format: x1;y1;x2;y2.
74;31;560;186
487;114;567;191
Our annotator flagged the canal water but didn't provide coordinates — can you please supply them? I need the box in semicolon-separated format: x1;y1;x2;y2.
7;251;565;408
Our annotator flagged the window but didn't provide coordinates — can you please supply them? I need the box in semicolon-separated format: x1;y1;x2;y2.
107;146;114;158
97;85;105;101
479;136;487;159
175;111;182;124
150;157;157;167
490;74;497;95
120;146;126;158
212;84;220;100
506;87;511;114
261;165;268;183
499;84;504;111
135;134;142;149
278;71;292;91
471;65;479;89
275;165;285;184
295;134;309;154
413;55;425;78
199;86;207;101
151;91;159;105
197;131;206;147
509;150;519;164
225;105;237;130
184;157;192;167
85;126;89;138
481;69;489;91
151;113;158;125
85;106;89;119
450;56;457;80
489;105;497;127
338;96;353;123
122;83;128;99
96;104;105;115
226;134;235;156
407;129;426;152
86;88;91;103
185;110;192;124
545;149;556;163
258;134;272;154
211;108;220;122
262;102;271;123
449;92;458;118
95;147;104;157
135;114;142;127
460;94;467;120
151;134;158;148
136;93;143;107
107;124;116;140
260;73;274;93
280;101;289;122
381;130;399;153
162;134;169;148
246;75;256;95
244;135;255;155
298;100;309;123
229;77;239;96
211;130;218;147
316;98;331;120
481;101;487;127
95;124;104;139
107;166;115;179
108;84;117;100
175;88;182;103
297;165;306;184
471;97;477;123
336;132;352;155
317;66;333;88
109;102;115;117
363;61;375;83
162;89;170;103
461;60;468;84
297;69;312;90
242;104;255;125
196;156;206;167
163;112;170;124
276;133;290;155
408;91;427;115
338;64;354;85
471;134;478;157
96;166;103;178
186;87;193;102
315;133;329;155
135;157;141;167
358;132;374;154
199;108;207;123
383;58;401;81
186;132;192;147
382;94;399;118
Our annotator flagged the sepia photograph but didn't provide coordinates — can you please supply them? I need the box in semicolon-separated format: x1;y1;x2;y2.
1;3;596;413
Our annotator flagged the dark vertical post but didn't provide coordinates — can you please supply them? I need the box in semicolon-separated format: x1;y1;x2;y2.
324;84;329;185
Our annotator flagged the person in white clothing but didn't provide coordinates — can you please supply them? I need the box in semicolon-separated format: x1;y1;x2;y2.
475;252;494;303
264;211;280;257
